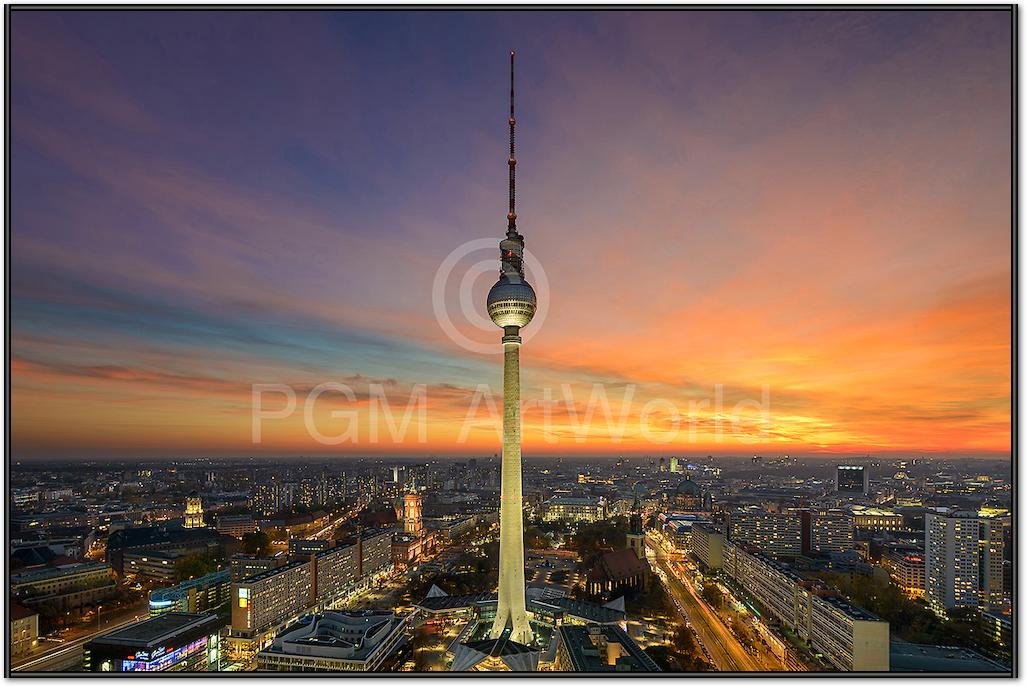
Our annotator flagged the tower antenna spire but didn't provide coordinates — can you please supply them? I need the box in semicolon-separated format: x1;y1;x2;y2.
507;50;517;238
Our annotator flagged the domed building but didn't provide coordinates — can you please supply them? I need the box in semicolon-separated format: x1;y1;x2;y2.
664;475;711;512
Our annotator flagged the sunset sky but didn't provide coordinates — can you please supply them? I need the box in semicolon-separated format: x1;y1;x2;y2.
11;10;1011;459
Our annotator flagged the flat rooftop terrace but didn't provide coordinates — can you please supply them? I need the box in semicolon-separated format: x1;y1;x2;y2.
89;612;220;648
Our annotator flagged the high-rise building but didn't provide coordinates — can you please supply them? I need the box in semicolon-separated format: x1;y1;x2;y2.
978;510;1009;613
484;52;537;647
184;494;204;528
728;509;802;558
253;482;296;515
690;523;725;570
925;510;981;613
805;592;890;671
799;510;855;554
836;465;869;495
298;480;322;509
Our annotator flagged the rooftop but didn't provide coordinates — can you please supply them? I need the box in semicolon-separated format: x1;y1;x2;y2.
150;569;230;602
547;497;602;506
451;630;541;672
589;548;648;584
11;601;37;621
260;611;404;663
11;561;110;583
889;643;1008;673
125;549;182;560
239;558;309;584
848;506;900;517
416;592;497;613
558;624;660;672
415;592;624;624
88;612;221;648
533;597;625;624
814;594;883;622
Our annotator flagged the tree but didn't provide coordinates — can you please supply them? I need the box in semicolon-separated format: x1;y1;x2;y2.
525;526;551;549
568;519;629;569
822;572;1003;658
701;582;726;610
241;530;271;556
646;624;713;672
176;555;215;582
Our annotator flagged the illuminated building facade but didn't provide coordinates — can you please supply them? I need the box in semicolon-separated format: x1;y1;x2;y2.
183;494;204;529
836;465;869;495
586;548;651;597
849;506;905;531
541;496;604;523
10;602;39;657
728;509;802;558
11;561;117;614
149;570;231;616
805;592;890;672
882;547;926;600
84;612;223;672
404;492;423;534
124;550;183;584
227;531;394;661
926;510;980;613
978;511;1009;613
392;492;436;566
925;508;1008;615
800;510;855;554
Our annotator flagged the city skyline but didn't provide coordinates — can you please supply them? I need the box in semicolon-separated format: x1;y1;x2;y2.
11;10;1012;460
8;452;1013;673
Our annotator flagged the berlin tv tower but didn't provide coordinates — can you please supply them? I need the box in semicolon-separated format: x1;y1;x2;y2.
486;51;536;645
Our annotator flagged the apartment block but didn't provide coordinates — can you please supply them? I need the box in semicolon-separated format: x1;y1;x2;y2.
926;510;981;613
728;509;802;558
722;539;888;671
690;523;725;571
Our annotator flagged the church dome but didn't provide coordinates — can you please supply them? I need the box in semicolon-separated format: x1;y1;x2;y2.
674;478;701;497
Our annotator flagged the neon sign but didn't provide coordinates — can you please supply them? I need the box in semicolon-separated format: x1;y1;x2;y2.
121;636;208;672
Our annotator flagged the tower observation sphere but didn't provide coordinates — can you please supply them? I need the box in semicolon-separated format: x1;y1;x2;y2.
486;275;536;331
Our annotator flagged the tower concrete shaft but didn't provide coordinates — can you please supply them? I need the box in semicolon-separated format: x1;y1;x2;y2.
491;339;531;643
